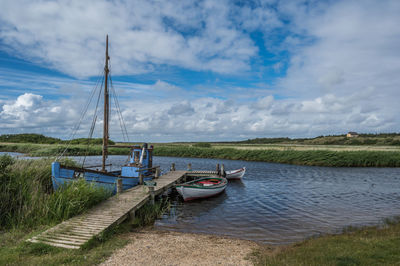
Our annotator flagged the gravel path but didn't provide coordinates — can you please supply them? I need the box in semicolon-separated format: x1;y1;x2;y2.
101;229;259;266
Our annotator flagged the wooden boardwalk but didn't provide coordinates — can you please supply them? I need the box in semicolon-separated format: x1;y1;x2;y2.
186;170;218;176
27;170;187;249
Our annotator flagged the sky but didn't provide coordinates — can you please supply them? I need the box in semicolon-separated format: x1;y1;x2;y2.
0;0;399;142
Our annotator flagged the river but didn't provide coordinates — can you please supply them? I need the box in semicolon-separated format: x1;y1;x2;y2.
3;152;400;245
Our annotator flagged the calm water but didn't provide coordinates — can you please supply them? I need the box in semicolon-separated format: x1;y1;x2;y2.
153;157;400;244
6;152;400;245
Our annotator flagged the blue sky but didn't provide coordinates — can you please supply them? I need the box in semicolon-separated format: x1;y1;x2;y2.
0;0;400;142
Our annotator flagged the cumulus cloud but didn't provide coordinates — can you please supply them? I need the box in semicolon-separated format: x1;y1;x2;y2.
0;0;260;78
0;93;83;135
167;102;195;116
1;0;400;141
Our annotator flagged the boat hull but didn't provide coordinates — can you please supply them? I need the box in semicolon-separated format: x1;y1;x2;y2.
51;162;152;194
176;177;227;201
225;167;246;180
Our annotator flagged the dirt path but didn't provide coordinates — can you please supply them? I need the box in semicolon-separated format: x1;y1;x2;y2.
101;229;259;266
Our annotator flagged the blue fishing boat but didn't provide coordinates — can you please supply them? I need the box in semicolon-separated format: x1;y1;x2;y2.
52;36;156;193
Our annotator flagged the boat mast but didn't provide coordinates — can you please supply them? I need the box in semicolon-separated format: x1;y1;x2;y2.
102;35;110;172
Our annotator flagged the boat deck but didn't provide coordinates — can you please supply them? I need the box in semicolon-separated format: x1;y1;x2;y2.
27;170;187;249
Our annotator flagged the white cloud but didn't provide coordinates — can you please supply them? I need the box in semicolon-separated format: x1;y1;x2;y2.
1;0;400;141
0;0;259;78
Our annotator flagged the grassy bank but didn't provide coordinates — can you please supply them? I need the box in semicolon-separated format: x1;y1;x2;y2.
0;200;169;265
0;155;112;228
0;142;129;157
0;154;170;265
2;142;400;167
154;146;400;167
254;218;400;265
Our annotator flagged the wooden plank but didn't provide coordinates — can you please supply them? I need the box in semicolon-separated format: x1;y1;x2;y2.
28;170;188;249
28;238;80;249
36;236;87;245
49;233;92;241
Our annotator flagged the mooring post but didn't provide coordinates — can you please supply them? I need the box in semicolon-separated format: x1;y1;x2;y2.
129;210;135;223
155;168;161;179
221;164;226;177
139;172;143;185
216;163;220;175
187;163;192;171
117;178;123;194
148;186;155;205
170;163;175;171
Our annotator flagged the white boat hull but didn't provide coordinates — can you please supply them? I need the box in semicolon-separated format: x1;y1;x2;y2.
225;167;246;180
176;181;227;201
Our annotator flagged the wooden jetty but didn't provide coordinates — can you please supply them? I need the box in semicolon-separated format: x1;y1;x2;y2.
27;170;187;249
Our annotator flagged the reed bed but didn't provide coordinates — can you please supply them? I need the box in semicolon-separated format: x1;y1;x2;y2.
2;142;400;167
0;155;111;229
0;143;129;157
154;146;400;167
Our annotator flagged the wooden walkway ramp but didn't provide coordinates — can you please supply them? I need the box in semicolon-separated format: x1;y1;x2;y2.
27;170;187;249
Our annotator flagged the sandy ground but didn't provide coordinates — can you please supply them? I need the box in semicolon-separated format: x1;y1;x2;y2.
101;229;260;266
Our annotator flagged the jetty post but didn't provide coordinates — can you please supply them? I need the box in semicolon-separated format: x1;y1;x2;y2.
155;167;161;179
139;172;143;185
221;164;225;177
116;178;123;194
149;185;155;205
170;163;176;171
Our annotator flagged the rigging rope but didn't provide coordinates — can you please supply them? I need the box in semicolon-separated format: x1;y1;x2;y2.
109;74;130;142
55;68;104;161
82;75;104;167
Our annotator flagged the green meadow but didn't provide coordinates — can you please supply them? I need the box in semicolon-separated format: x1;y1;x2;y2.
2;141;400;167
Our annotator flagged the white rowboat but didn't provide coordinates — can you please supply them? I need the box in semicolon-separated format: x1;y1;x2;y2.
225;167;246;180
176;177;227;201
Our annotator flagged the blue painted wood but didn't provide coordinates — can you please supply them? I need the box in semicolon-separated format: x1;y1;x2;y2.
52;144;154;194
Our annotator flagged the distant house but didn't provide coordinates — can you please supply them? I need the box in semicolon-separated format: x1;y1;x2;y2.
346;132;359;138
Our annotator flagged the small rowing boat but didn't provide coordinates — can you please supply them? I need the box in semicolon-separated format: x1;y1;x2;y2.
176;177;228;201
225;167;246;180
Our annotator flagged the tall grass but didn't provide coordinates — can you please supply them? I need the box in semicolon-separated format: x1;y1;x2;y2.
0;143;129;157
254;218;400;265
154;146;400;167
0;155;111;229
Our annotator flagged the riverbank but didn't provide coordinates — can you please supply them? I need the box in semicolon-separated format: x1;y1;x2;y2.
2;142;400;167
2;218;400;265
254;217;400;265
101;229;258;266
